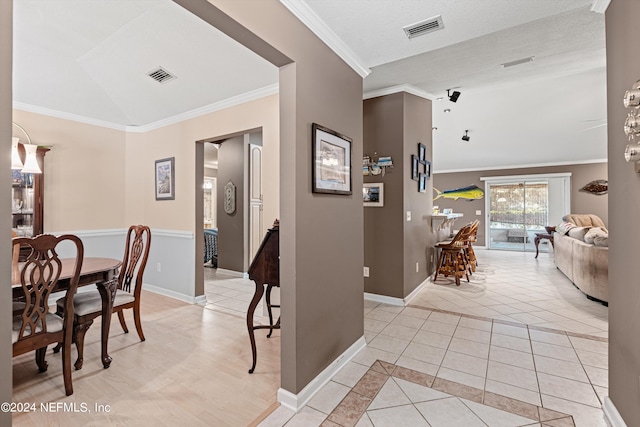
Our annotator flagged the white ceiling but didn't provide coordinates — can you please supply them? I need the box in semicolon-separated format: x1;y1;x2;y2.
12;0;607;171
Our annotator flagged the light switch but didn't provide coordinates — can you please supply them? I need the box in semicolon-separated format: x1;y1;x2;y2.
476;210;482;216
406;211;412;221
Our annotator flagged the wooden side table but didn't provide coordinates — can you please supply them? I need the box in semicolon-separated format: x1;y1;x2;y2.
534;233;554;258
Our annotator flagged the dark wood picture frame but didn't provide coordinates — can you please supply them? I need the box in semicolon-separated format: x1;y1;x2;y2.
418;143;427;164
419;173;427;193
312;123;352;195
411;155;419;181
425;160;431;178
155;157;175;200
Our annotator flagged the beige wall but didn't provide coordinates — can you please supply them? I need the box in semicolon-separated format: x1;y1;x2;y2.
11;111;127;232
123;94;279;233
433;162;608;246
1;1;13;423
606;1;640;424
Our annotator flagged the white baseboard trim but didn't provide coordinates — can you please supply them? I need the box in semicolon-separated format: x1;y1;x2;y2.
603;397;627;427
404;278;429;305
364;292;404;306
277;336;367;413
215;268;246;278
144;284;202;304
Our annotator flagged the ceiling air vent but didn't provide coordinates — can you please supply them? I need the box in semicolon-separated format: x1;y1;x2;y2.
147;67;176;84
403;15;444;39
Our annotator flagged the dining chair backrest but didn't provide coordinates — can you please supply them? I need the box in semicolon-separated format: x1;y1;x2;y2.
119;225;151;297
448;224;473;247
12;234;84;344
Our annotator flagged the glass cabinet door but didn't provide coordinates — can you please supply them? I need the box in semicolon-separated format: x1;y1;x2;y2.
12;170;35;237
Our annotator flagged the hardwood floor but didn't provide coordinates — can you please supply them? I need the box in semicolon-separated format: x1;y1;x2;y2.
12;291;280;426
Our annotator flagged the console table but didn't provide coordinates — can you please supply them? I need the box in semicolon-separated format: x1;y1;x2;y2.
534;233;554;258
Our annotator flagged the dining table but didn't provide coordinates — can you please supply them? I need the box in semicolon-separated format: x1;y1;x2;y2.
12;257;122;369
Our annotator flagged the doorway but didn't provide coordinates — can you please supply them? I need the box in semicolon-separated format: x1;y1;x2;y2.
483;173;570;252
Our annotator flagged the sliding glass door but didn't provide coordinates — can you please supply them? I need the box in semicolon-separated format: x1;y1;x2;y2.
483;174;570;253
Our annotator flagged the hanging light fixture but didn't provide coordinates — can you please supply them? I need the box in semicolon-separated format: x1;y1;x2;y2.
11;121;41;174
11;137;23;170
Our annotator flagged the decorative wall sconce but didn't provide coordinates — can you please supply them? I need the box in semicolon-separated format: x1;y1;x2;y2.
363;153;393;177
11;121;42;174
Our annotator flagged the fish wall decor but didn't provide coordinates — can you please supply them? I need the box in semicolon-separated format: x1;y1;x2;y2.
433;184;485;201
579;180;608;195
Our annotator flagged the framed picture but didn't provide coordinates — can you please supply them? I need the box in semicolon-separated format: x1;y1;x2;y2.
411;155;419;181
155;157;175;200
419;173;427;193
312;123;352;195
418;143;427;164
424;160;431;178
363;183;384;207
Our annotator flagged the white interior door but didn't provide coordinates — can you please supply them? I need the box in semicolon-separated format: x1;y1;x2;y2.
249;144;263;262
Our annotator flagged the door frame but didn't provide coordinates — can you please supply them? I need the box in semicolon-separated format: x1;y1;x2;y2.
481;173;571;251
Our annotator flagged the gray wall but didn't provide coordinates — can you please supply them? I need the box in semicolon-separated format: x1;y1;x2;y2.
1;1;12;424
606;1;640;425
216;135;245;272
433;162;608;246
363;93;434;299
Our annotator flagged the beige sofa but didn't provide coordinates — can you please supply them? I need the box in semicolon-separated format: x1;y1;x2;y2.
553;214;608;304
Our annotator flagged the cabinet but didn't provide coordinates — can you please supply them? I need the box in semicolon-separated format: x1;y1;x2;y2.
12;145;49;240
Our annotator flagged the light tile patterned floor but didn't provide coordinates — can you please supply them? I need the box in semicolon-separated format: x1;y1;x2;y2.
255;249;608;427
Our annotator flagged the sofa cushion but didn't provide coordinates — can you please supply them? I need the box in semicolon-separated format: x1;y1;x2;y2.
562;214;606;228
567;226;591;241
594;236;609;247
584;227;608;244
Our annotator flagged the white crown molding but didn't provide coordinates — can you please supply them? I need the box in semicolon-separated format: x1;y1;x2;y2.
126;83;279;133
279;0;370;78
13;102;128;131
591;0;611;14
14;84;279;133
363;84;435;101
434;158;608;174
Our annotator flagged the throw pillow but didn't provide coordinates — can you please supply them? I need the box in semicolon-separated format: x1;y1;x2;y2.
557;221;575;235
584;227;608;244
567;226;591;241
594;235;609;247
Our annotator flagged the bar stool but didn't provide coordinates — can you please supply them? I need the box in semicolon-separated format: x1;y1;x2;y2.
434;224;473;286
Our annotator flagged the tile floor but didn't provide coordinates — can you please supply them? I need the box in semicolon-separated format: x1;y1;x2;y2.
251;249;608;427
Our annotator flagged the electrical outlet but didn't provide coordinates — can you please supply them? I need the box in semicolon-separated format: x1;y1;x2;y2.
406;211;412;221
363;266;370;277
476;210;482;215
157;262;161;273
416;262;419;272
430;254;434;262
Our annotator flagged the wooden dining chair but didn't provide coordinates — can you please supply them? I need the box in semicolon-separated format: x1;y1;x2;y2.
465;220;480;272
433;224;473;286
12;234;84;396
56;225;151;370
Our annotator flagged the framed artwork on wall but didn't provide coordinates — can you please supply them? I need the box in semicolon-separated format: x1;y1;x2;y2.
424;160;431;178
312;123;352;195
363;183;384;207
411;155;419;181
155;157;175;200
418;143;427;163
419;173;427;193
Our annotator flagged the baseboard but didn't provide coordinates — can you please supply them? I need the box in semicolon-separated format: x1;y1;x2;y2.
144;283;203;304
364;292;404;306
404;278;429;305
603;397;627;427
277;336;367;413
215;268;246;278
